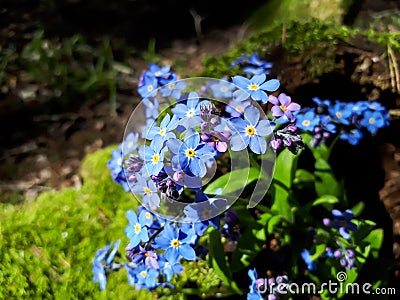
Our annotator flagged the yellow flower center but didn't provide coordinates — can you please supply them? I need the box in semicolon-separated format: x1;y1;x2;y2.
145;212;151;219
339;220;347;227
145;252;150;257
221;86;227;92
152;154;160;163
135;223;141;234
159;128;166;136
147;85;153;92
336;111;342;118
369;118;375;124
248;84;259;91
245;125;256;136
171;239;180;247
302;120;310;126
185;148;195;158
144;187;152;195
155;71;162;76
236;106;243;112
168;83;175;89
117;158;122;166
140;271;147;277
211;136;220;142
279;105;287;112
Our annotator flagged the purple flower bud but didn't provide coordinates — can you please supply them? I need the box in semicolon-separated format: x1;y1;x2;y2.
268;277;275;285
323;132;330;138
166;179;174;187
201;122;209;130
210;117;219;125
347;250;355;258
128;175;137;182
173;171;184;182
287;125;297;132
271;138;282;150
340;257;347;267
283;138;292;147
314;126;321;133
322;218;331;226
268;295;277;300
315;133;321;139
334;250;342;258
256;278;265;289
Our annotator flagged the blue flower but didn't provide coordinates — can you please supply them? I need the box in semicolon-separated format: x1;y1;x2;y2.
296;110;320;132
328;101;353;125
301;249;317;271
160;80;186;99
225;100;251;117
243;53;273;76
230;53;247;68
125;209;149;248
232;74;280;103
131;174;160;209
121;132;139;156
210;80;235;98
228;105;272;154
351;101;369;115
107;149;130;192
147;63;171;79
329;209;358;240
171;92;206;128
247;268;264;299
142;97;159;119
360;110;385;134
183;192;225;236
138;75;158;98
312;97;331;107
129;264;159;289
340;129;363;145
167;128;215;177
92;240;121;290
143;113;179;141
158;254;184;281
132;246;159;269
154;223;196;263
138;135;166;177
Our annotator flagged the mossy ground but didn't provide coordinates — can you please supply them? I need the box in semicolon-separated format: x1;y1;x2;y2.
0;146;221;299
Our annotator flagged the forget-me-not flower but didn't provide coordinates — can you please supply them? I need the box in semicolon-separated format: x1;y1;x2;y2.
138;75;158;98
296;110;320;132
143;113;179;141
167;128;215;177
160;80;186;99
138;135;166;177
228;105;272;154
360;110;385;134
131;174;160;209
125;209;149;248
142;97;159;119
232;74;280;103
268;93;301;122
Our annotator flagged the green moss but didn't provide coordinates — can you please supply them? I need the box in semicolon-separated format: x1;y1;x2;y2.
0;146;153;299
202;19;359;79
0;146;222;299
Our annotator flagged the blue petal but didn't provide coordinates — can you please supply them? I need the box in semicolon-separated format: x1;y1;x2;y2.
227;117;247;132
249;135;267;154
178;244;196;260
185;129;200;149
244;106;260;126
251;74;266;85
230;134;249;151
126;210;138;224
189;157;206;177
259;79;280;92
165;247;180;264
167;138;182;154
233;89;249;102
232;75;250;88
255;119;272;136
339;227;351;240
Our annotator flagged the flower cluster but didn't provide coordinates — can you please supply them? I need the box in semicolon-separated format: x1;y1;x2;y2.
247;269;289;300
230;53;273;76
294;98;390;146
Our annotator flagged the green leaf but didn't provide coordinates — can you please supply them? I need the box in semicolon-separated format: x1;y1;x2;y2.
294;169;315;184
350;201;365;217
310;243;326;261
267;215;281;233
204;167;260;195
363;229;384;258
274;148;300;189
271;182;294;222
302;133;330;161
314;158;342;197
312;195;339;207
